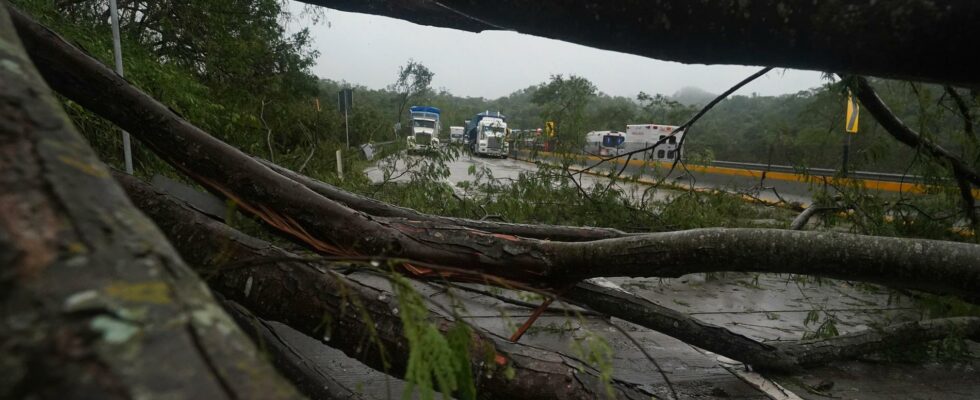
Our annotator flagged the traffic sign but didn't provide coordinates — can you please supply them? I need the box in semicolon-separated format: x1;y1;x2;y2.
846;91;860;134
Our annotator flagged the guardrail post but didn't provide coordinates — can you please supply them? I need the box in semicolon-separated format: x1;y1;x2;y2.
336;149;343;181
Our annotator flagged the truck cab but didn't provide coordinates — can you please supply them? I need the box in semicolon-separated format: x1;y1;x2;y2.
407;106;441;152
466;111;508;158
449;126;465;144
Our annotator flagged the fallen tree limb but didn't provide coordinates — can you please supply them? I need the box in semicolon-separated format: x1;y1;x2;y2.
848;75;979;228
0;5;299;398
568;282;980;371
219;299;368;400
297;0;980;88
566;283;799;371
15;9;980;300
781;316;980;367
260;158;630;241
117;173;654;399
789;204;844;230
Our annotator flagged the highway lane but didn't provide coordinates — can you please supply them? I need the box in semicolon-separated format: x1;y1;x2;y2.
365;151;810;205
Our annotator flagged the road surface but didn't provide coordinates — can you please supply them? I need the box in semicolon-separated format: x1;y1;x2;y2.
364;150;859;206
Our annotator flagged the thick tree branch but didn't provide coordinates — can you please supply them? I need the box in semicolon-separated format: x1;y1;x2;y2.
220;299;368;400
780;316;980;367
117;173;654;399
298;1;980;87
944;85;977;144
0;5;299;398
566;283;799;371
568;282;980;371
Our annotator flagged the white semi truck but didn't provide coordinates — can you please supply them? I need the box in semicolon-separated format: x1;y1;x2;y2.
449;126;465;144
465;111;508;158
407;106;441;152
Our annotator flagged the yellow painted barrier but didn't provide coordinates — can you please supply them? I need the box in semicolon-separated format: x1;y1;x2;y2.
509;151;976;237
522;151;980;197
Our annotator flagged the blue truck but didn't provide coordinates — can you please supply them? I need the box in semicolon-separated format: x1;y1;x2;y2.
407;106;441;152
465;111;508;158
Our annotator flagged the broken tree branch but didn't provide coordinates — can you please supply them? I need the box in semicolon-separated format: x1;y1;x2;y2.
789;204;845;230
944;85;977;144
847;76;980;187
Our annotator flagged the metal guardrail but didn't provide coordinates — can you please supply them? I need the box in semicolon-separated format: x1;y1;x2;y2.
510;148;926;185
708;160;921;183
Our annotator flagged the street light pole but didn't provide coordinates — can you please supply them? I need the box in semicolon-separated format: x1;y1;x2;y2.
108;0;133;174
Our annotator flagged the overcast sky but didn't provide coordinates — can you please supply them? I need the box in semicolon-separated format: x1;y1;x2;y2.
288;3;828;100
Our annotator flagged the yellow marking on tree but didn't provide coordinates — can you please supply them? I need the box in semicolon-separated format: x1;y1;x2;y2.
105;281;173;304
66;241;88;254
58;155;109;178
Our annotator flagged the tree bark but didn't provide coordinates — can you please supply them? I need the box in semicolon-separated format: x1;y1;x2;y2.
296;0;980;88
15;9;980;302
0;5;299;399
780;316;980;367
566;283;799;371
219;299;369;400
117;173;654;399
260;158;630;241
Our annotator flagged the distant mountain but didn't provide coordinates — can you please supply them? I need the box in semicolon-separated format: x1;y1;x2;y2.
671;86;716;106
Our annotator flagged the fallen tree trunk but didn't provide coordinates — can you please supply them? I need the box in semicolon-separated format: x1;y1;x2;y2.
0;6;299;398
125;171;980;378
297;0;980;88
117;173;654;399
15;9;980;302
260;158;630;241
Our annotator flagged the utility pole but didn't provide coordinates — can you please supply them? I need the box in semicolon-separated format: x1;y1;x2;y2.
339;88;353;149
108;0;133;174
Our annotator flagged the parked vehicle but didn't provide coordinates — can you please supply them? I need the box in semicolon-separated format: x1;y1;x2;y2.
407;106;441;152
625;124;684;161
465;111;508;158
449;126;465;144
584;130;627;156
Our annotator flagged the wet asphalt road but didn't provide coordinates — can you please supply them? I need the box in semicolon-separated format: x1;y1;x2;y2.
366;150;818;206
